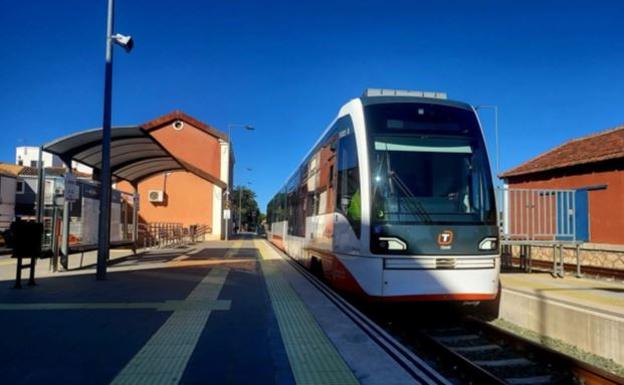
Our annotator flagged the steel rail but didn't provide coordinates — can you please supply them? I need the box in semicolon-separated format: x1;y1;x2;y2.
466;317;624;385
264;240;453;385
262;237;623;385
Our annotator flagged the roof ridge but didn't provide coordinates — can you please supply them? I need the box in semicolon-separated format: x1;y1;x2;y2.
560;123;624;146
499;123;624;178
141;110;228;141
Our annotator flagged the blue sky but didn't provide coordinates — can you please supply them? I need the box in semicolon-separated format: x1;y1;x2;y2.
1;1;623;210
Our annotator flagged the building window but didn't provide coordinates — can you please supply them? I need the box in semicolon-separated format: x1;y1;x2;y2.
16;181;25;194
17;159;23;166
30;160;38;167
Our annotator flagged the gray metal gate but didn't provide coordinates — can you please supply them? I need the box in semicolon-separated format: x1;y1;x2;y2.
497;187;582;277
498;187;577;242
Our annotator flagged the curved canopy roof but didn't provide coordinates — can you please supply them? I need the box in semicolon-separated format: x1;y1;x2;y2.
43;126;226;188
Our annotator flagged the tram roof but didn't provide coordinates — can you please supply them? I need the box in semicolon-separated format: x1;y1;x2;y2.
43;125;227;188
360;88;473;110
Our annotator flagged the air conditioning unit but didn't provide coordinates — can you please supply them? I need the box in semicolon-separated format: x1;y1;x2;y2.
148;190;164;203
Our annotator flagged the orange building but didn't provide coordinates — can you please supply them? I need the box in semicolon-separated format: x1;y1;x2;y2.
500;125;624;245
116;111;232;240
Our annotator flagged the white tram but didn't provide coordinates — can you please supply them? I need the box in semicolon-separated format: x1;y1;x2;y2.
267;89;500;306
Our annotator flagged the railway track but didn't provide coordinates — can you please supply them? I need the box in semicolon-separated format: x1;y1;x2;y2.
265;240;623;385
386;315;623;385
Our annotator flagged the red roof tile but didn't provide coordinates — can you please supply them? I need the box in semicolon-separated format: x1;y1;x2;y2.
499;125;624;179
141;110;228;141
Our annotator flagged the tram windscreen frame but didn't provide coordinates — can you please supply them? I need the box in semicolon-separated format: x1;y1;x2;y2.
364;102;496;225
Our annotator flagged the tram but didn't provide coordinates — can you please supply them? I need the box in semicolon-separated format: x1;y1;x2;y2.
267;89;500;308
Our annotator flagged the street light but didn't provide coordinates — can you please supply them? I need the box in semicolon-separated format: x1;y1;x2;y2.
475;105;500;175
97;0;133;280
224;123;254;240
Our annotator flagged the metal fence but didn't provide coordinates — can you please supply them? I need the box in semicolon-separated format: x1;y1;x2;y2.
138;223;211;249
497;187;577;242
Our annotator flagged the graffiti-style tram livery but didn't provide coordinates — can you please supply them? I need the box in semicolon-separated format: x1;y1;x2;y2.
267;89;500;305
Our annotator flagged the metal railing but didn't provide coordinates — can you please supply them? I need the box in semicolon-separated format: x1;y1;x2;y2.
497;187;577;242
497;187;583;277
138;222;212;249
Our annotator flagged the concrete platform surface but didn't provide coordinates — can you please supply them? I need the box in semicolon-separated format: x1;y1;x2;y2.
500;273;624;365
0;237;422;385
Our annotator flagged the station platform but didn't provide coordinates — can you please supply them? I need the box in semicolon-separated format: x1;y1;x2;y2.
499;272;624;365
0;237;443;385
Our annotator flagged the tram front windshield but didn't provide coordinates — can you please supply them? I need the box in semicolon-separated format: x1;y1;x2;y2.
365;102;496;225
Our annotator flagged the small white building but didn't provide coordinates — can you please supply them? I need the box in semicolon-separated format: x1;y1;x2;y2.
16;146;92;175
16;146;62;168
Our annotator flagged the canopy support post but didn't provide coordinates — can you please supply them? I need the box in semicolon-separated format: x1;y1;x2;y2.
60;158;72;270
132;182;139;254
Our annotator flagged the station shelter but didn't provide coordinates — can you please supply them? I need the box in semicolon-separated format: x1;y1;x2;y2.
40;111;232;266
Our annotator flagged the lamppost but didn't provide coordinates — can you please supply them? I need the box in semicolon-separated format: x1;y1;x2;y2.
475;105;500;174
225;124;254;240
97;0;133;280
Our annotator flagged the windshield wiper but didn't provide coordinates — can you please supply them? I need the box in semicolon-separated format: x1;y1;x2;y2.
388;171;432;224
374;144;432;224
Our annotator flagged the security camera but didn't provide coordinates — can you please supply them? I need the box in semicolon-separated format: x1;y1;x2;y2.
111;33;134;53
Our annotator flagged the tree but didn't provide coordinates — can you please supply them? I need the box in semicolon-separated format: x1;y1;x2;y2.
231;186;261;231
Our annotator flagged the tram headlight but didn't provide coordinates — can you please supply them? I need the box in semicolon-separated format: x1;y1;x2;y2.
478;237;498;251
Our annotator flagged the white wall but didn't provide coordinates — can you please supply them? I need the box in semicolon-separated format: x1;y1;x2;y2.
15;146;62;168
71;161;93;175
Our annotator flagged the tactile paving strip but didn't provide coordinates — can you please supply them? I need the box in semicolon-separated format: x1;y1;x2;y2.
256;240;360;385
109;267;230;385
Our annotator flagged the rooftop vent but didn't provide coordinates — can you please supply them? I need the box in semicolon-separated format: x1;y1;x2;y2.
363;88;447;100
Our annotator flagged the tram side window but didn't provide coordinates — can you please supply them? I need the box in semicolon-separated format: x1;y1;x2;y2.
286;172;306;237
336;128;361;236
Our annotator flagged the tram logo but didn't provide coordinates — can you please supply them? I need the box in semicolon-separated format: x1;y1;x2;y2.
437;230;454;247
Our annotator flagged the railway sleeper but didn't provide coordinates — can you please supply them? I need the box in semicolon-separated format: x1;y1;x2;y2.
433;334;480;343
504;375;553;385
451;344;501;353
473;357;533;367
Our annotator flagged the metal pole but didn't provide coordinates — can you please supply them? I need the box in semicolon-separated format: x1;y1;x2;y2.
238;186;242;232
97;0;114;280
227;126;231;240
35;146;45;223
132;189;138;245
476;105;500;175
494;105;499;175
60;186;70;270
224;189;229;241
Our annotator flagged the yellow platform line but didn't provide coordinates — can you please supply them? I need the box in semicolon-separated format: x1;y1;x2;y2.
255;239;360;385
109;267;230;385
0;300;231;312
